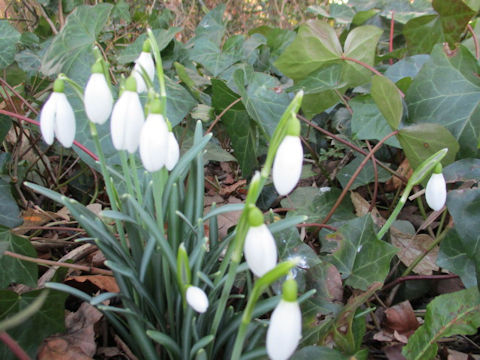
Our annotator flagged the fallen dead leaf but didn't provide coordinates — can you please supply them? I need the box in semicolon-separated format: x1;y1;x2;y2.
39;302;103;360
86;203;102;216
447;349;470;360
219;179;246;196
383;344;407;360
326;264;343;302
385;157;412;192
390;227;439;275
66;275;119;293
384;301;420;337
350;191;386;228
204;195;243;240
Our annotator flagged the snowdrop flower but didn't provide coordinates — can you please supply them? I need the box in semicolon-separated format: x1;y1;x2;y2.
272;117;303;196
84;61;113;124
133;40;155;93
267;278;301;360
186;286;209;313
139;99;168;172
425;164;446;211
40;77;76;148
110;76;145;153
244;205;277;277
165;125;180;171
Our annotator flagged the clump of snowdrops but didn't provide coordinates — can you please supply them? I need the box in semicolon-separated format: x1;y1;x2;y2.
27;30;314;360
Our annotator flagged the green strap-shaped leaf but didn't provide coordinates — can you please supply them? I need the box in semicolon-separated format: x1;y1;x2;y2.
403;287;480;360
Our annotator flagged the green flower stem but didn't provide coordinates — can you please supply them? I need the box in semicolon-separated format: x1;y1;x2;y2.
89;122;127;250
377;148;448;240
231;260;299;360
147;29;167;114
152;168;168;231
209;92;304;354
120;151;135;197
129;153;143;205
57;73;84;100
93;45;114;93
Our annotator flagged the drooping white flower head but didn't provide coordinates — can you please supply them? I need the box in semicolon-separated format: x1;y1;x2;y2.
165;130;180;171
40;78;76;148
186;286;209;313
244;205;277;277
110;76;145;153
139;100;169;172
84;61;113;124
266;279;301;360
425;164;446;211
133;40;155;93
272;117;303;196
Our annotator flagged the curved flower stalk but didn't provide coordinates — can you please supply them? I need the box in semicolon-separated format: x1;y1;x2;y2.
84;61;113;125
133;40;155;93
110;76;145;153
272;116;303;196
266;278;302;360
165;121;180;171
139;99;168;172
186;285;209;313
40;77;76;148
425;163;446;211
244;205;277;277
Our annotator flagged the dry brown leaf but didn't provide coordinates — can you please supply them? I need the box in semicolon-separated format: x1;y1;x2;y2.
350;192;385;228
204;196;242;240
384;301;420;336
66;275;119;293
383;344;407;360
38;302;103;360
14;208;63;235
326;264;343;302
390;227;439;275
385;157;412;192
219;179;246;196
447;349;470;360
86;203;102;216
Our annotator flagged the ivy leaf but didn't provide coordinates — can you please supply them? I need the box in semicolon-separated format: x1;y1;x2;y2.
41;4;113;83
288;63;346;94
194;4;226;45
404;0;476;54
403;287;480;360
443;158;480;183
329;215;397;291
397;123;459;169
336;155;391;191
406;45;480;158
211;79;258;177
292;346;350;360
0;228;37;288
274;20;342;80
342;25;383;87
0;20;21;69
384;55;430;83
189;37;238;76
371;75;403;130
0;179;22;228
0;289;67;359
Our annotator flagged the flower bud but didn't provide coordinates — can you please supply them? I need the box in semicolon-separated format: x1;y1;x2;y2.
84;62;113;124
425;164;446;211
133;41;155;93
40;78;76;148
139;99;168;172
186;286;209;313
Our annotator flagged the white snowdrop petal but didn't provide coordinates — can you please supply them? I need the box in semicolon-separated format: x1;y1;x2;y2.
425;173;447;211
134;52;155;93
110;92;130;150
186;286;209;313
84;73;113;124
272;136;303;196
266;300;302;360
53;93;76;148
123;92;145;153
166;132;180;170
139;114;169;172
244;224;277;277
40;92;58;145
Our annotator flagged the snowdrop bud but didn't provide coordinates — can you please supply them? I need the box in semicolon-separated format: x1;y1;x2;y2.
266;279;301;360
40;78;76;148
110;76;145;153
244;206;277;277
425;164;446;211
165;124;180;171
139;99;168;172
186;286;209;313
84;61;113;124
272;117;303;196
133;40;155;93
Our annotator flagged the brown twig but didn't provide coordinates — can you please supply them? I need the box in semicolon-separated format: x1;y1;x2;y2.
0;332;31;360
320;130;399;226
206;97;242;134
298;115;408;184
389;11;395;65
467;24;479;60
297;223;337;231
4;250;113;276
381;274;459;292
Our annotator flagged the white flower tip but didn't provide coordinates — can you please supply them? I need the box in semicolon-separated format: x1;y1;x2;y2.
425;173;447;211
266;300;302;360
186;286;209;313
166;132;180;171
272;136;303;196
244;224;277;277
